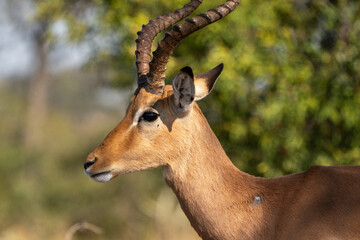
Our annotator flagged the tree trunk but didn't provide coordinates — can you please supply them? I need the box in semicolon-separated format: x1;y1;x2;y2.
24;25;49;149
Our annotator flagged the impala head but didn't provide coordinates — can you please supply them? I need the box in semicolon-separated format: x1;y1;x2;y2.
84;0;240;182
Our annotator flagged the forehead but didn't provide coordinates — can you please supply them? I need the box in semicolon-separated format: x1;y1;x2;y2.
130;86;174;110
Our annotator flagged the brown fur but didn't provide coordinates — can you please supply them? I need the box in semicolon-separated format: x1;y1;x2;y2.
85;83;360;240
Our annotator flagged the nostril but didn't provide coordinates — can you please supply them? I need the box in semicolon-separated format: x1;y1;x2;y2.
84;157;97;170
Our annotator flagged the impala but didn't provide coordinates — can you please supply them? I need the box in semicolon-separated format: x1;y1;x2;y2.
84;0;360;239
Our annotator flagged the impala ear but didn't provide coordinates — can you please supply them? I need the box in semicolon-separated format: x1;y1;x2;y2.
194;63;224;101
172;66;195;111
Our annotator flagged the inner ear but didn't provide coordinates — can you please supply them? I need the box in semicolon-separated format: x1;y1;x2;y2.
194;63;223;101
172;66;195;111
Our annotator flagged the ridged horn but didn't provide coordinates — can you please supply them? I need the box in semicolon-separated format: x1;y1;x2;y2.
148;0;241;93
136;0;204;94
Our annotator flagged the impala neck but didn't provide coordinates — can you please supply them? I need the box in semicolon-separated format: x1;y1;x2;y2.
162;105;263;239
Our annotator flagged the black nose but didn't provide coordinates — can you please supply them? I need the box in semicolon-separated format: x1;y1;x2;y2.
84;157;97;170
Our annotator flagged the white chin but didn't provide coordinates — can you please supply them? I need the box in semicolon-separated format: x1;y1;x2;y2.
91;172;113;182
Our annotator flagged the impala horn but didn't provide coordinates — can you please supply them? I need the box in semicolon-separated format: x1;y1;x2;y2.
136;0;241;94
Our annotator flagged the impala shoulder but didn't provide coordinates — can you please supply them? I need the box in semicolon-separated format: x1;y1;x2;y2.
305;165;360;176
303;165;360;185
302;165;332;180
304;165;323;175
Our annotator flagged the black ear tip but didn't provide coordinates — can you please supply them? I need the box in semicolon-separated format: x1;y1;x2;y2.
218;63;224;71
180;66;194;78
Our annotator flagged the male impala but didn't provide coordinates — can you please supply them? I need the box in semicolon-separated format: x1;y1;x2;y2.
84;0;360;239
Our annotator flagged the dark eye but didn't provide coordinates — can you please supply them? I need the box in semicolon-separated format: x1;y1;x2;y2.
140;111;159;122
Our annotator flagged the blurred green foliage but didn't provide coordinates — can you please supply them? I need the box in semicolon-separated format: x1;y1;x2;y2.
0;76;191;240
39;0;359;176
1;0;360;239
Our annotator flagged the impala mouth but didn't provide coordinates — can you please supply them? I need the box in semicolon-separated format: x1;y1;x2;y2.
88;170;113;182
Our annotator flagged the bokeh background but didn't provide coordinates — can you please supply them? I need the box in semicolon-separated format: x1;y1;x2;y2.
1;0;359;239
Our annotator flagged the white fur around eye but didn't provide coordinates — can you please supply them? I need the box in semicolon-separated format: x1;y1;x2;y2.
133;109;144;127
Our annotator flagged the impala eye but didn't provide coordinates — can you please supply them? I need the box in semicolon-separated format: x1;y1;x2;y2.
140;111;159;122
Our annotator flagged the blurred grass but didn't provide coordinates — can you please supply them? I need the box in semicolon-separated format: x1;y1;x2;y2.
0;76;200;239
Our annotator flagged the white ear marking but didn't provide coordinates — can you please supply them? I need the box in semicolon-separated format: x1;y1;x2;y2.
194;63;224;101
